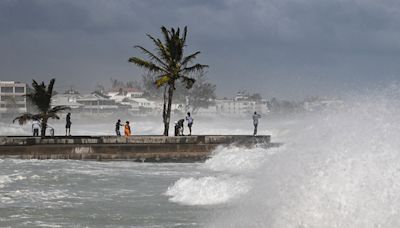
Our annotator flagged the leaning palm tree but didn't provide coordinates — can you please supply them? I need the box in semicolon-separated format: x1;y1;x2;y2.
129;26;208;136
13;79;70;137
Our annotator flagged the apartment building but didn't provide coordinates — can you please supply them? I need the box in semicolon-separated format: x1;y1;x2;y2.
0;81;27;119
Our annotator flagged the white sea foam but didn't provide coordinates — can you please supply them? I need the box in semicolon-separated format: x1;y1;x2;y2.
203;146;270;173
165;176;250;206
208;86;400;228
0;175;12;188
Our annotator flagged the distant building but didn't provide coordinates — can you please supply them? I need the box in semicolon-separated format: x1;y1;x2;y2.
215;91;268;115
119;98;157;114
215;99;256;114
76;93;120;114
51;92;83;110
0;81;27;119
106;88;144;101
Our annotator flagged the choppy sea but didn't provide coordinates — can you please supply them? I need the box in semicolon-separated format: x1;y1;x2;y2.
3;87;400;227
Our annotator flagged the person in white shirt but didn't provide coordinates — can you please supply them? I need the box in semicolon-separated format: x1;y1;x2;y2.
185;112;194;136
32;120;40;137
252;112;261;136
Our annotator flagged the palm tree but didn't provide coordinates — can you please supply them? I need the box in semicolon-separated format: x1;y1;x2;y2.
13;79;70;137
129;26;208;136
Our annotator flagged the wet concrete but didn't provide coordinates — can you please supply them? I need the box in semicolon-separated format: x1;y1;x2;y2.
0;135;272;162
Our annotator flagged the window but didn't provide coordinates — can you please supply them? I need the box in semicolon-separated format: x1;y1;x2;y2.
1;95;12;101
14;96;25;101
1;87;13;93
15;87;25;93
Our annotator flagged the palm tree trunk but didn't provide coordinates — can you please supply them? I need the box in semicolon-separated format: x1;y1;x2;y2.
162;84;174;136
40;117;47;137
162;86;168;136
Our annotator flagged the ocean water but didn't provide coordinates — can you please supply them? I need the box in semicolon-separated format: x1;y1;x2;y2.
3;87;400;227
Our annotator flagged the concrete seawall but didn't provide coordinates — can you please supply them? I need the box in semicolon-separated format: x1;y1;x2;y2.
0;135;272;162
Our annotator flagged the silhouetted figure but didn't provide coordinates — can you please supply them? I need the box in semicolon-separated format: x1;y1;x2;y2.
175;119;185;136
124;121;131;137
252;111;261;136
115;119;123;136
65;113;72;136
32;120;40;137
174;121;179;136
186;112;193;136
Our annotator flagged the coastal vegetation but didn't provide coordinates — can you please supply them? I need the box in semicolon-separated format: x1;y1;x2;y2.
129;26;208;136
13;79;70;137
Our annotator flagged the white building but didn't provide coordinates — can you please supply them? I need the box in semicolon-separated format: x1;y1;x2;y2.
51;89;83;109
214;91;268;115
106;88;144;101
215;99;256;114
76;93;120;114
51;94;84;110
0;81;27;118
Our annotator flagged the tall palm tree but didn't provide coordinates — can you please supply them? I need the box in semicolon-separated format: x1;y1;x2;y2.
129;26;208;136
13;79;70;137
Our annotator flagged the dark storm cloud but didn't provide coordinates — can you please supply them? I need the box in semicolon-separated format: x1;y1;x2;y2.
1;0;400;98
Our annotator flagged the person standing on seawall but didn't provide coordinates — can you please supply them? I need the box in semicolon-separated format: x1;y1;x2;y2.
124;121;131;137
185;112;194;136
115;119;123;136
65;113;72;136
32;119;40;137
252;111;261;136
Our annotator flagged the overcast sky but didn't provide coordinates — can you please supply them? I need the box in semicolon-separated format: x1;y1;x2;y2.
1;0;400;99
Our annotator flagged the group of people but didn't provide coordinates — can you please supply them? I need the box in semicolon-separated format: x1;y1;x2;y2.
115;119;131;137
174;112;194;136
31;111;262;137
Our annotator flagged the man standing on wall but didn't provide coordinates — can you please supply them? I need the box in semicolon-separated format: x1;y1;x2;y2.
32;119;40;137
115;119;123;136
185;112;194;136
253;111;261;136
65;113;72;136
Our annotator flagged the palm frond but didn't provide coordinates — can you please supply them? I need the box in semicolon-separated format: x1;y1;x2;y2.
47;78;55;97
181;64;209;74
27;79;53;113
128;57;165;73
181;51;201;67
180;75;196;89
161;26;171;45
13;113;40;125
47;112;61;120
134;45;168;69
182;26;187;44
155;74;171;88
49;105;71;114
146;34;171;61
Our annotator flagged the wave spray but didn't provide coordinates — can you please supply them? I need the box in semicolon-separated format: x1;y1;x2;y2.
203;86;400;227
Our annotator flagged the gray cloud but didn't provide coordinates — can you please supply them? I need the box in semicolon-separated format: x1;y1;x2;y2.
1;0;400;99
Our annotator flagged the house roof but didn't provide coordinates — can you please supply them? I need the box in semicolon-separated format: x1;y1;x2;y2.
107;88;143;93
77;93;110;101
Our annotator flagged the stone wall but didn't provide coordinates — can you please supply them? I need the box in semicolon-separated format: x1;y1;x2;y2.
0;135;271;162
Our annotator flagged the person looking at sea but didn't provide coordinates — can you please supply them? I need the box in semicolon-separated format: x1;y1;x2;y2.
124;121;131;137
185;112;194;136
32;119;40;137
65;113;72;136
252;111;261;136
